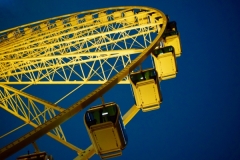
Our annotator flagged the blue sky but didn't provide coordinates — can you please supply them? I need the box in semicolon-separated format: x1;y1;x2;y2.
0;0;240;160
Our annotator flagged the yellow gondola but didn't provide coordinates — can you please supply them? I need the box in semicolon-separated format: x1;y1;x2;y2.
84;102;128;159
152;46;178;80
130;68;162;112
162;21;182;57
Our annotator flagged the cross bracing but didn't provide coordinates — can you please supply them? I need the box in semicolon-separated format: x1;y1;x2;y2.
0;8;161;84
0;6;165;158
0;84;83;153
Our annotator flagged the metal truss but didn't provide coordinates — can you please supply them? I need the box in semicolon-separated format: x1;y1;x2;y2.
0;84;83;153
0;6;166;159
74;105;140;160
0;7;161;84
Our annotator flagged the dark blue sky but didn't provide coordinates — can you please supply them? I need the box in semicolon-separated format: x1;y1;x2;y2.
0;0;240;160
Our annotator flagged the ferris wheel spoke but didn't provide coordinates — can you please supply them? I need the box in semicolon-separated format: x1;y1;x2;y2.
0;50;142;84
0;84;84;153
2;22;158;60
0;6;167;159
0;20;160;61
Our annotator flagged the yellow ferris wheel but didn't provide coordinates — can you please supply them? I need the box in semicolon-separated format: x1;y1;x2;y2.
0;6;181;159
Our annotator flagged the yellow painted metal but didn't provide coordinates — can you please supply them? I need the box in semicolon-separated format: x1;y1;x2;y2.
70;16;78;26
90;122;122;159
152;51;177;80
0;84;83;154
0;81;131;85
164;34;182;57
84;103;127;159
84;14;93;24
75;105;140;160
138;11;149;25
24;27;32;34
0;6;167;159
124;10;135;23
32;142;40;153
56;20;64;29
1;95;83;154
0;84;64;112
99;12;108;23
132;78;162;112
0;12;162;84
40;22;48;32
74;145;95;160
113;11;122;19
122;104;140;126
7;32;14;39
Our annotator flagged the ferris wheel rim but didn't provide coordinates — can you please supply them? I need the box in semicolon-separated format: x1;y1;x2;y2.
0;6;161;34
0;6;164;85
0;6;167;159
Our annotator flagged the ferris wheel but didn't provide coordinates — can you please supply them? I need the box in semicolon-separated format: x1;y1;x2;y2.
0;6;181;160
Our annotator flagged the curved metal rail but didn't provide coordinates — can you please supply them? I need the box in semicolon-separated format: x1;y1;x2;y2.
0;6;167;159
